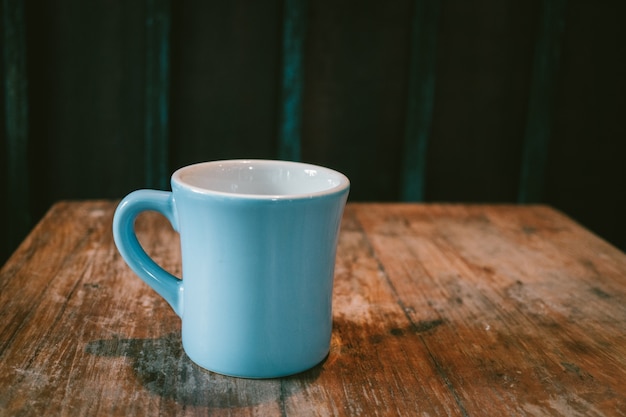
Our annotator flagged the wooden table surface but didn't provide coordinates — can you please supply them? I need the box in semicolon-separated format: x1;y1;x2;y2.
1;202;625;416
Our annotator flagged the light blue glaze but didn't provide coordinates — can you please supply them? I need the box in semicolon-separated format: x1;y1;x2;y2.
113;160;349;378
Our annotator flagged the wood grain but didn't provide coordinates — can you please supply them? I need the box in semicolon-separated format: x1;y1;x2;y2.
1;202;625;416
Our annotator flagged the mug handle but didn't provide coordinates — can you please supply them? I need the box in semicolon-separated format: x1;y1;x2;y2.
112;190;183;317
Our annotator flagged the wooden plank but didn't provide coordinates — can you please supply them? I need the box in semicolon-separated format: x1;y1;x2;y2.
518;0;567;203
354;204;626;415
1;0;30;262
2;202;626;415
402;0;441;201
144;0;171;189
277;0;306;162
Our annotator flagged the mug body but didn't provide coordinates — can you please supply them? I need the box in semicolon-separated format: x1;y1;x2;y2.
172;160;349;378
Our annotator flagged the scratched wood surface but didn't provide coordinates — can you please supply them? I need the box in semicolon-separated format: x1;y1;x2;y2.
1;202;626;416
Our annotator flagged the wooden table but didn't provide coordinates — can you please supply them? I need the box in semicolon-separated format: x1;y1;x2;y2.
1;202;625;416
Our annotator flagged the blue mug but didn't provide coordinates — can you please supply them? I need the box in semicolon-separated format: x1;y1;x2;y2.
112;160;349;378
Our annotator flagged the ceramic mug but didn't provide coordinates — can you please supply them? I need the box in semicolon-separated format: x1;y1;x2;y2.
112;159;350;378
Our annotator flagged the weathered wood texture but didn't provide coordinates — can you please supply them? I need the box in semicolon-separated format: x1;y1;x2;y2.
1;202;626;416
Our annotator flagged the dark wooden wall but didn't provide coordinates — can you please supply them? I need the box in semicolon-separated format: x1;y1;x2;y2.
2;0;625;265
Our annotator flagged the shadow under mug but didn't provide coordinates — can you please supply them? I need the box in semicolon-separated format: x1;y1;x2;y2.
112;160;350;378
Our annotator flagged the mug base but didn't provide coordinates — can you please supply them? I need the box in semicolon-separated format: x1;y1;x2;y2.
185;350;329;379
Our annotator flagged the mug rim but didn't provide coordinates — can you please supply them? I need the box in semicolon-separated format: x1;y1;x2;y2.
171;159;350;200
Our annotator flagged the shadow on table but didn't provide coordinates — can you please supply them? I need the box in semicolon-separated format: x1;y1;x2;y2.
85;332;323;408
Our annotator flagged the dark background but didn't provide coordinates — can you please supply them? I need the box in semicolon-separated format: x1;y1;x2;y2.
2;0;625;265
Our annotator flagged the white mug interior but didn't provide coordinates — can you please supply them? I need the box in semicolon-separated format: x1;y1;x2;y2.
173;160;350;198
